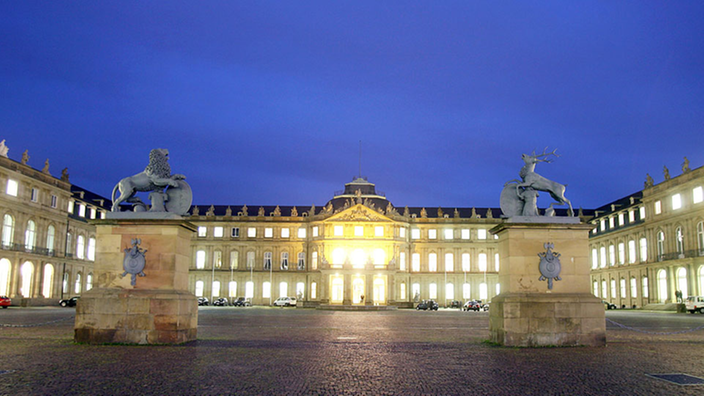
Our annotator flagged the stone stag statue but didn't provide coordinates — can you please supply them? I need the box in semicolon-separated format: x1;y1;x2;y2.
501;148;573;218
111;148;192;215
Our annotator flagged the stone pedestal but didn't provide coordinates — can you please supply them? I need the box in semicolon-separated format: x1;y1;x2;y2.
488;222;605;347
75;218;198;344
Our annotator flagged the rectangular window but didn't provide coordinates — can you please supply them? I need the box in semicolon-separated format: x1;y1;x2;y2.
654;200;662;215
444;229;453;240
429;253;437;272
694;186;703;204
214;227;223;237
298;228;306;238
629;210;635;223
428;229;437;240
429;283;437;299
198;227;207;237
463;283;471;299
445;253;453;272
375;226;384;237
78;204;86;217
6;179;18;197
446;283;454;300
628;240;636;264
196;250;206;269
313;226;319;237
265;228;273;238
462;253;470;272
600;246;606;268
639;238;648;262
618;243;625;265
354;226;364;236
461;229;470;240
213;251;222;268
281;228;290;238
312;251;318;270
642;277;649;298
399;227;406;238
591;249;598;269
400;283;406;300
231;227;240;237
248;227;256;237
264;252;272;270
478;253;487;271
477;229;487;240
31;188;39;202
247;251;255;269
412;283;420;300
412;253;420;272
609;217;615;229
672;193;682;210
639;206;645;220
297;252;305;270
51;195;58;208
230;251;239;269
263;282;271;299
399;252;406;271
630;277;637;298
600;219;606;231
68;200;74;214
90;208;96;219
495;253;500;271
334;226;343;236
609;245;615;266
311;282;317;299
618;213;624;226
245;281;254;299
411;229;420;239
280;252;289;270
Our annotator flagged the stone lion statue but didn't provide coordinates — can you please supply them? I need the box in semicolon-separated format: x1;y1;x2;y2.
111;149;186;212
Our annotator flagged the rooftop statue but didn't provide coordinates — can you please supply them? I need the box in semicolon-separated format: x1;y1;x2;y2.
110;148;192;216
501;148;574;219
0;139;8;158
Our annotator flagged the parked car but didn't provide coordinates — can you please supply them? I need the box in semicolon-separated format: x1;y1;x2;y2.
0;296;10;308
685;296;704;314
212;297;229;306
273;296;297;307
416;299;439;311
449;300;462;309
59;297;80;307
232;297;252;307
197;297;209;306
463;300;483;311
482;303;490;311
602;300;616;310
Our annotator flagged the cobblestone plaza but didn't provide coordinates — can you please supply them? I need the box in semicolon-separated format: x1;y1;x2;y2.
1;307;703;395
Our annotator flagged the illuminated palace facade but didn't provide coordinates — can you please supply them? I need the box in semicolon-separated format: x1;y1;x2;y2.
2;148;704;308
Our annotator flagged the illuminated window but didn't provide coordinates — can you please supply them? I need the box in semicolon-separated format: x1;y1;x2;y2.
461;229;470;240
334;226;343;236
591;249;597;269
87;238;96;261
428;253;437;272
428;229;437;240
600;246;606;268
74;272;81;294
311;282;317;299
478;253;487;272
445;253;454;272
495;253;500;271
609;245;615;266
611;279;617;299
672;194;682;210
639;206;645;219
463;283;470;299
265;228;273;238
75;235;84;259
600;219;606;231
42;264;54;298
90;208;97;219
213;250;222;268
412;283;420;300
214;227;223;237
462;253;470;272
399;252;406;270
212;281;220;297
654;200;662;215
296;282;305;299
332;248;345;265
601;280;607;299
6;179;18;196
496;283;501;296
298;228;306;238
618;243;625;265
31;188;39;202
694;186;703;204
281;228;290;238
297;252;305;270
657;231;665;258
311;251;318;270
247;227;256;237
620;278;626;299
411;253;420;272
411;229;420;239
400;282;406;300
313;226;319;237
2;215;13;247
479;283;487;300
609;217;614;229
279;282;288;298
231;227;240;237
677;267;688;298
264;252;272;270
399;227;406;238
196;250;206;269
593;281;599;297
373;249;385;265
246;251;254;269
355;226;364;237
642;276;649;298
198;227;207;237
698;222;704;253
628;240;636;264
245;281;253;299
68;200;74;214
477;229;487;240
639;238;648;262
429;283;437;299
629;210;635;223
676;227;684;254
78;204;86;217
195;281;204;297
618;213;624;226
446;283;454;300
630;277;637;298
263;281;271;298
229;281;237;298
375;226;384;237
25;220;36;249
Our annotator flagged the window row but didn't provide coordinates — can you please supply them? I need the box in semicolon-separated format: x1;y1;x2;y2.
0;259;93;298
654;186;704;215
1;216;94;259
593;206;645;234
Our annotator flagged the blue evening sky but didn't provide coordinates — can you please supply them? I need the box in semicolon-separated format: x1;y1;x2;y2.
1;2;703;210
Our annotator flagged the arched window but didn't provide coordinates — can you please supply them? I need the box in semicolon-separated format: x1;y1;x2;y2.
86;273;93;291
62;272;69;294
429;283;437;299
593;280;599;297
42;264;54;298
1;214;13;247
657;269;668;302
297;252;305;270
698;222;704;254
411;283;420;301
478;253;487;272
630;277;637;299
628;240;636;264
279;282;288;298
230;251;239;269
639;238;648;262
212;281;220;297
245;281;253;299
46;225;56;254
610;279;617;299
76;235;85;259
196;250;206;269
262;281;271;298
677;267;688;299
479;283;488;300
620;278;626;299
87;238;96;261
411;253;420;272
599;246;607;268
311;251;318;270
195;280;204;297
642;276;649;298
229;281;237;297
20;261;34;297
280;252;289;270
213;250;222;268
0;258;11;295
463;283;471;299
618;243;625;265
591;248;598;269
609;245;615;266
296;282;305;299
25;220;36;250
75;272;82;294
675;227;684;255
445;253;454;272
601;280;607;299
429;253;437;272
656;231;665;259
446;283;454;300
246;251;255;269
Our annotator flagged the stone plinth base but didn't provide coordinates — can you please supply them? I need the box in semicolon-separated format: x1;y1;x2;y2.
489;293;605;347
75;288;197;344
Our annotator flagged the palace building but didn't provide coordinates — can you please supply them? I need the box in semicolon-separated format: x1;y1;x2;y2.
1;147;703;308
